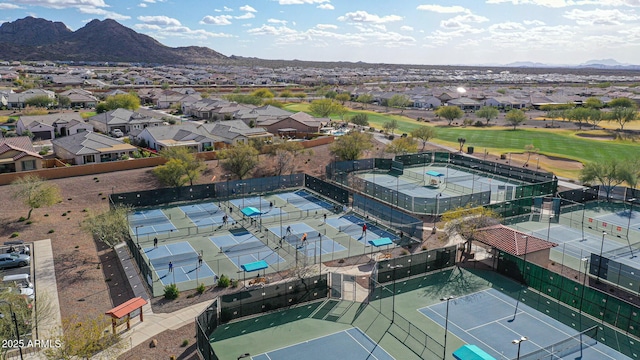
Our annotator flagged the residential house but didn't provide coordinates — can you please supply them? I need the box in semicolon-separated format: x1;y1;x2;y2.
0;136;43;173
6;89;56;109
51;131;137;165
201;120;273;146
135;124;217;152
16;113;93;140
257;112;328;136
445;97;482;111
58;88;98;108
482;96;529;109
88;108;164;135
412;95;442;109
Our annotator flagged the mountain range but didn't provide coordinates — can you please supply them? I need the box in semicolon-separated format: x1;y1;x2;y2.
0;17;638;70
0;17;227;65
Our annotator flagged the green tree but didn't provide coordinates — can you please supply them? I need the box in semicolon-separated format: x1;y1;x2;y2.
435;106;464;126
607;97;636;109
385;136;418;155
159;147;205;186
585;108;602;129
251;89;275;99
334;103;348;120
324;90;338;99
279;90;293;101
99;93;140;112
44;314;121;359
355;94;373;109
153;158;190;187
293;92;307;101
309;99;338;118
219;143;259;179
442;204;501;259
382;119;398;134
223;94;263;105
505;109;527;130
387;94;412;114
25;95;53;108
335;93;350;105
475;106;499;125
11;175;61;219
57;95;71;109
567;107;592;130
606;106;637;131
350;113;369;127
329;131;373;161
410;126;436;151
580;159;633;201
82;204;131;248
584;97;604;109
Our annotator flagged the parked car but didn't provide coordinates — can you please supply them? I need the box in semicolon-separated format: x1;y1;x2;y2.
0;253;30;269
110;129;124;137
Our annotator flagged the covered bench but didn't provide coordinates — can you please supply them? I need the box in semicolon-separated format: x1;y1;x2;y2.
105;297;148;334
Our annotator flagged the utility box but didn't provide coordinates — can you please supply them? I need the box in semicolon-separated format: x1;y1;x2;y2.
467;146;474;154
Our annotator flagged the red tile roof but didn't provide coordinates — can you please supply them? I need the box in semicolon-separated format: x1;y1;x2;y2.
475;225;557;256
105;297;147;319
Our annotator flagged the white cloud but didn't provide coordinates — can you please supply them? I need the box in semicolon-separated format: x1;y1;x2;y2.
77;6;130;20
401;25;414;31
137;15;181;26
0;3;22;9
563;8;639;25
138;3;147;8
201;15;233;25
338;11;403;24
416;4;470;13
239;5;257;12
247;24;298;36
278;0;330;4
318;4;334;10
8;0;108;9
236;12;256;19
485;0;640;7
489;22;526;31
268;19;288;25
523;19;546;25
134;24;233;39
214;6;233;12
441;14;489;28
316;23;338;29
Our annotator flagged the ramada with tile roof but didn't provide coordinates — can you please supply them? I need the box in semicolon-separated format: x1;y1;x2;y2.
51;131;137;165
0;136;43;173
473;224;558;259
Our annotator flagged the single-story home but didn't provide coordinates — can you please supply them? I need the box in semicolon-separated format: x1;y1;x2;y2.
0;136;43;173
51;131;137;165
16;113;93;140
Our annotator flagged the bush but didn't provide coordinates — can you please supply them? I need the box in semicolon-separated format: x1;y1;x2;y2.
181;339;189;347
10;232;19;238
48;229;54;234
473;121;484;127
196;283;206;294
164;284;180;300
18;216;26;222
217;274;230;288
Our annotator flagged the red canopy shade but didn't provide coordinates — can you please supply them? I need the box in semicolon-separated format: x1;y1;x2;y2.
105;297;147;319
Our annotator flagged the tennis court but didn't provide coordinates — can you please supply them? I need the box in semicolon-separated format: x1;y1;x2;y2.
128;209;176;236
144;241;216;286
592;209;640;231
419;288;630;360
252;328;394;360
275;189;336;212
210;230;284;269
326;214;398;245
180;202;233;227
268;222;347;258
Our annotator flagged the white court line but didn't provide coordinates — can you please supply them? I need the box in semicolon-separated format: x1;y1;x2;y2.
344;329;381;360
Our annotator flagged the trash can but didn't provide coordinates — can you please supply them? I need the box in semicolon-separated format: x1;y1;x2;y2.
467;146;474;154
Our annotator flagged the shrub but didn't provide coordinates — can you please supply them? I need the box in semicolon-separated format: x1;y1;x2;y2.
196;283;206;294
473;121;484;127
164;284;180;300
10;232;19;238
181;339;189;347
217;274;230;288
18;216;26;222
48;229;55;233
231;279;239;288
25;221;32;225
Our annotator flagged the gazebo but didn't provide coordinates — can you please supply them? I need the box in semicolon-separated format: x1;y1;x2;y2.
105;297;148;334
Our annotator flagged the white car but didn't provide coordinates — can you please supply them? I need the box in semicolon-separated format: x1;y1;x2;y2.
110;129;124;137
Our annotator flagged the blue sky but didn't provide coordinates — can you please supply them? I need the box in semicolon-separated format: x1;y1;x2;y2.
1;0;639;65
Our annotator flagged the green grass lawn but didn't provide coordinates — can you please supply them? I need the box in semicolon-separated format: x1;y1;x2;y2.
80;111;97;119
283;103;640;176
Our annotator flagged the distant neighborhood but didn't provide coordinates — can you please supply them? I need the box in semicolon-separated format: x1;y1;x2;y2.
1;61;640;174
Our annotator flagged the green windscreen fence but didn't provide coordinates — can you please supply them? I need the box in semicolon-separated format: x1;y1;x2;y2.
496;251;640;358
375;245;457;283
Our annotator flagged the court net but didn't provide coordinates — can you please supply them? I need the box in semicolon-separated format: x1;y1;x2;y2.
286;194;321;206
185;208;219;219
517;326;598;360
396;178;424;190
339;222;363;234
222;240;265;254
129;214;170;226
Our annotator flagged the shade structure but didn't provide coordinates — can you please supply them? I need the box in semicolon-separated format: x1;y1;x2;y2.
241;206;262;217
368;237;393;247
452;345;496;360
426;170;444;177
241;260;269;272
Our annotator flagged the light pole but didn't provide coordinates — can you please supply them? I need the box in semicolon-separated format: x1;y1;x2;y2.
536;157;540;170
388;264;403;323
0;300;24;360
627;198;636;239
432;193;441;234
597;231;606;284
521;235;529;285
440;296;455;360
547;216;553;242
512;336;528;360
135;225;142;246
237;183;246;209
580;257;589;314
